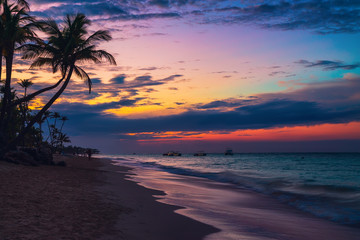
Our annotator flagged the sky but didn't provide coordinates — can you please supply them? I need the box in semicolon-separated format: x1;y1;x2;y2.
10;0;360;153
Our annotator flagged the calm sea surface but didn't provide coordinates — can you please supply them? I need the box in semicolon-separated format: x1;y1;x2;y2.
101;153;360;227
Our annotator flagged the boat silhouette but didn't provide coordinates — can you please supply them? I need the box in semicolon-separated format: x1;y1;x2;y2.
224;148;233;155
163;151;182;156
194;151;207;156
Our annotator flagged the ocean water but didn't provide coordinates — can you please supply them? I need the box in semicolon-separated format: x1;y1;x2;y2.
102;153;360;227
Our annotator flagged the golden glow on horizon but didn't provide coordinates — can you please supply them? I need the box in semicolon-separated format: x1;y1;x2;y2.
125;122;360;143
104;105;185;119
85;93;119;105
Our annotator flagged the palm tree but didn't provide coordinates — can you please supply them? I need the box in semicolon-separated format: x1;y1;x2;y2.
18;78;33;117
51;112;60;128
0;0;36;146
0;0;30;10
0;0;30;80
57;132;70;150
2;3;34;98
0;11;4;83
17;78;32;144
11;76;65;107
18;78;32;97
36;113;46;145
5;13;116;151
43;110;52;142
59;115;68;133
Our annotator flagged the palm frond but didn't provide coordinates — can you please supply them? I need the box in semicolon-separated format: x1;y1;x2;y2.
16;0;30;10
94;50;117;65
74;65;92;93
29;57;53;69
82;30;112;47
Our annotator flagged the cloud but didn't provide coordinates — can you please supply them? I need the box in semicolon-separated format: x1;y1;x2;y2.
50;97;145;115
29;0;360;34
29;0;181;21
295;60;360;71
25;72;183;109
49;75;360;137
134;75;152;81
118;97;145;107
91;78;102;84
107;74;182;89
149;0;196;8
31;2;127;18
109;74;127;84
114;74;183;89
54;98;360;136
139;67;159;71
212;1;360;34
269;71;287;76
161;74;183;81
195;99;254;110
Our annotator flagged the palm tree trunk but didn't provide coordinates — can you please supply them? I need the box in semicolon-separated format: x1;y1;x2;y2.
10;76;65;107
0;50;14;146
3;66;74;154
60;121;65;133
54;117;57;129
4;51;13;109
21;87;27;146
38;121;42;146
0;49;3;148
0;48;3;82
45;117;51;142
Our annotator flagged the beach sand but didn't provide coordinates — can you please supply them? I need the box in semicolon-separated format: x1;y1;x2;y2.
2;155;360;240
128;167;360;240
0;155;218;240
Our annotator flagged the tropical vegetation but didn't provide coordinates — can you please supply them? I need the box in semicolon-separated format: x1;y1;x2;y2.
0;0;114;161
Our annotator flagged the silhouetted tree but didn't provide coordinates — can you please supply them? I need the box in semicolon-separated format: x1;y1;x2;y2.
18;79;33;145
5;13;116;152
0;0;37;148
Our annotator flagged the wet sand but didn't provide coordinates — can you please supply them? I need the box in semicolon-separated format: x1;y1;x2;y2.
0;155;218;240
122;163;360;240
2;154;359;240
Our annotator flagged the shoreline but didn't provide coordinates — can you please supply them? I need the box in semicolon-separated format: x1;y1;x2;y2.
112;156;360;240
95;156;219;240
0;155;218;240
2;154;360;240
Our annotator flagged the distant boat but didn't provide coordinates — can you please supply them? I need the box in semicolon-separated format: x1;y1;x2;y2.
225;148;233;155
194;151;207;156
163;151;182;156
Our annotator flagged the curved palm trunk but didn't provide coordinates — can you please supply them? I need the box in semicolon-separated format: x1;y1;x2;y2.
3;66;74;154
10;76;65;107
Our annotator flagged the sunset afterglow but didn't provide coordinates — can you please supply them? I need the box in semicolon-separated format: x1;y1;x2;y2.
10;0;360;153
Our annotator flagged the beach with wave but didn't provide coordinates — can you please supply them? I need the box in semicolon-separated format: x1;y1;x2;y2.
107;153;360;239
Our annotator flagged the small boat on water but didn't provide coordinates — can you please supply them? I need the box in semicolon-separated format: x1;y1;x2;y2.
163;151;182;156
224;148;233;155
194;151;207;156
